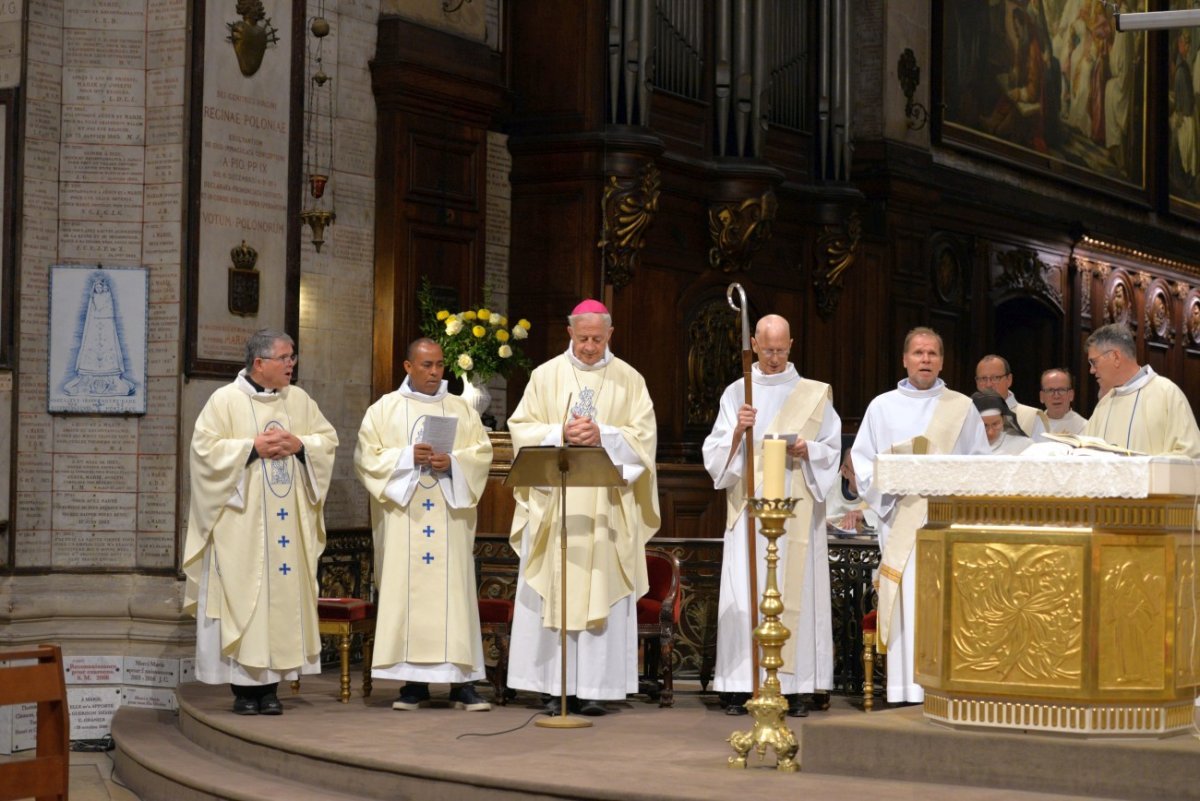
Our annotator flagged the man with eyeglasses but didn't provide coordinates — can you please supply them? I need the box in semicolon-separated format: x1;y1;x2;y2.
184;328;339;716
703;314;842;718
1039;368;1088;435
974;354;1047;439
1083;323;1200;456
354;337;494;712
852;327;989;704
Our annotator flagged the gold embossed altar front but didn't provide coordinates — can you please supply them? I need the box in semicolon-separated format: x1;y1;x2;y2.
876;454;1200;736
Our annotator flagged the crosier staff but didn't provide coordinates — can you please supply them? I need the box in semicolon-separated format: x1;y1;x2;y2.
726;282;760;694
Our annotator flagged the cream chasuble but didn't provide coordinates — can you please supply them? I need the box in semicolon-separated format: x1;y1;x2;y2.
354;379;492;679
702;364;841;692
508;349;660;632
184;373;337;680
1084;367;1200;457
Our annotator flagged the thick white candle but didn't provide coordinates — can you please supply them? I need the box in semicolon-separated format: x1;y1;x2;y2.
762;438;786;499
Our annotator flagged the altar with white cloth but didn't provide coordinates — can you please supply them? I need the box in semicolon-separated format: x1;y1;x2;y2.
876;454;1200;736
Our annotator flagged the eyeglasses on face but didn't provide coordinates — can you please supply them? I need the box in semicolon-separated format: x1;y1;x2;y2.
758;349;789;358
975;374;1010;384
1041;387;1071;396
261;354;298;365
1087;350;1114;368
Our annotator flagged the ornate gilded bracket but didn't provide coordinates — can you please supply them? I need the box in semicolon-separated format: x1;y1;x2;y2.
708;190;778;273
994;247;1063;311
812;212;862;318
598;162;662;291
898;48;928;131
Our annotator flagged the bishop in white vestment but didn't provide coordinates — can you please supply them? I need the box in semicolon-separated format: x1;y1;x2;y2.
354;339;494;711
854;329;988;703
702;314;841;716
183;330;338;715
506;300;660;716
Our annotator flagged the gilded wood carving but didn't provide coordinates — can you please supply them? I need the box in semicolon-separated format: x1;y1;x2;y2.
813;212;862;317
598;163;662;291
707;191;778;273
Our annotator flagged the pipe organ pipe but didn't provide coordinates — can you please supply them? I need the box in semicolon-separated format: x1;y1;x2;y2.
716;0;731;155
734;0;750;156
610;0;623;122
818;0;831;178
639;0;653;123
624;0;638;123
841;0;852;178
751;0;765;157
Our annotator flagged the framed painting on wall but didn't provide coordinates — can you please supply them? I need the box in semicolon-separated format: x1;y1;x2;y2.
936;0;1148;200
1166;0;1200;220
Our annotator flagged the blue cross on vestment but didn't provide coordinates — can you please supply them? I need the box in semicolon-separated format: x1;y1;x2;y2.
422;498;435;511
423;525;435;538
422;553;434;565
279;563;291;575
277;535;290;548
276;508;288;521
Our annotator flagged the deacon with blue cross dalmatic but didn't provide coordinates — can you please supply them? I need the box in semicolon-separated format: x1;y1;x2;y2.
354;338;494;711
183;329;338;716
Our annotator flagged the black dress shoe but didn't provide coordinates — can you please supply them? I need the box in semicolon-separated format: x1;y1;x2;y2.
724;691;751;716
258;693;283;715
578;699;606;716
541;694;580;715
725;703;748;716
786;693;808;717
232;696;259;715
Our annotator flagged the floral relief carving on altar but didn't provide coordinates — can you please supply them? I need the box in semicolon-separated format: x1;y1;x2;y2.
950;542;1083;687
917;540;943;677
1098;548;1165;690
1176;551;1199;686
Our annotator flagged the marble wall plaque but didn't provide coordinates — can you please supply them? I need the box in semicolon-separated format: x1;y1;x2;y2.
123;656;179;688
28;1;63;29
62;66;144;107
60;144;143;184
52;453;138;493
14;529;52;566
58;220;142;263
26;59;62;104
65;0;145;31
67;687;123;739
53;529;137;568
138;453;175;490
147;67;183;107
15;452;52;493
27;21;63;67
25;139;60;182
122;687;177;710
193;0;296;367
142;221;180;264
64;655;124;685
147;0;187;31
15;490;50;529
145;104;183;146
136;531;173;567
137;492;174;532
143;180;182;221
26;100;62;144
51;492;137;531
147;27;185;70
60;182;143;223
54;417;137;453
65;28;144;69
62;105;145;146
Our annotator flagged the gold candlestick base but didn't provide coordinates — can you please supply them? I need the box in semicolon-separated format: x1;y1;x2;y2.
728;497;800;773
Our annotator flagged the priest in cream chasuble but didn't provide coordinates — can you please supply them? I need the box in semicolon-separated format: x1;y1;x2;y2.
1083;324;1200;457
354;339;493;684
183;330;337;713
507;300;660;707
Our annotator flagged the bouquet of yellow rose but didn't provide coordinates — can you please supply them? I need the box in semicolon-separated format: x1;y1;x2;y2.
418;279;533;381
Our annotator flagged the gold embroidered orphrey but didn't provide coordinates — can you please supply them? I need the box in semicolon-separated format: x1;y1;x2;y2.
227;0;280;78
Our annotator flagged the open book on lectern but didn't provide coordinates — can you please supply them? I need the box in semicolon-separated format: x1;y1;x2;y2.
503;445;628;490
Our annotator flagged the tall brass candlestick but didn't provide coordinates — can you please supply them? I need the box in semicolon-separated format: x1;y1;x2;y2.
728;496;799;773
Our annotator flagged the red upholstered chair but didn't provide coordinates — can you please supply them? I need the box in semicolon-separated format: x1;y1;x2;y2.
292;597;376;703
478;597;515;704
861;608;877;712
638;547;682;707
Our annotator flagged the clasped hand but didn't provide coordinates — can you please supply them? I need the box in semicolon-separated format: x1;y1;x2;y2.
413;443;451;472
254;428;302;460
564;413;600;446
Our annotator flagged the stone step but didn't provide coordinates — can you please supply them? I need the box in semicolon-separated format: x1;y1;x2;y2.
111;707;376;801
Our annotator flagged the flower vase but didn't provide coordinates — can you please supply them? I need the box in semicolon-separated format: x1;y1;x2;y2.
459;373;492;421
